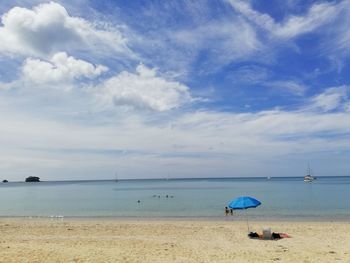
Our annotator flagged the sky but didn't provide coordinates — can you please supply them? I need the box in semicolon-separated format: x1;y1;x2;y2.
1;0;350;181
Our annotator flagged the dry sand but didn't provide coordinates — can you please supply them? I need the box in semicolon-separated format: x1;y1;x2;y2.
0;219;349;262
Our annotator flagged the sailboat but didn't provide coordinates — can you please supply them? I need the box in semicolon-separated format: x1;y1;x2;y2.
304;163;315;182
115;172;118;183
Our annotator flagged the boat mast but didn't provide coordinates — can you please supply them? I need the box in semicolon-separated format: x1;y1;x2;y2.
307;162;311;176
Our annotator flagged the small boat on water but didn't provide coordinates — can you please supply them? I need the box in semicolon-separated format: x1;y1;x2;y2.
304;163;315;182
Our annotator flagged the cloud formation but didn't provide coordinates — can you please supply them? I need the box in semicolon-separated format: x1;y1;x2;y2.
0;1;131;57
306;86;350;112
320;1;350;62
96;64;193;112
2;89;350;180
267;80;307;96
173;18;261;68
229;0;339;39
1;1;350;180
22;52;108;87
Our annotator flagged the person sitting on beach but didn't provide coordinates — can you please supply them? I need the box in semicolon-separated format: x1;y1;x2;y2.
225;207;229;215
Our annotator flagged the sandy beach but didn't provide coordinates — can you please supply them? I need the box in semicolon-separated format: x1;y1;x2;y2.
0;219;349;262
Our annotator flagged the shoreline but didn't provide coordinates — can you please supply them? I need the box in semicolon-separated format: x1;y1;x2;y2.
1;219;349;262
1;215;349;222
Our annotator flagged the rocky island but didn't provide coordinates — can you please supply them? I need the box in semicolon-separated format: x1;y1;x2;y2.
25;176;40;182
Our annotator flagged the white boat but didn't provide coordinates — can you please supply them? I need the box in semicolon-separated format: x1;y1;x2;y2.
304;163;315;182
304;175;314;182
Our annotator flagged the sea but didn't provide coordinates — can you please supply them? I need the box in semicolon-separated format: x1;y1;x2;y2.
1;176;350;221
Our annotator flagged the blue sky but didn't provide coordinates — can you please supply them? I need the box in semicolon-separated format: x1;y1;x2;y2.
1;0;350;180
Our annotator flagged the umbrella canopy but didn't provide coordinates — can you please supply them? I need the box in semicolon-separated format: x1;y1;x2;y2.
228;196;261;210
228;196;261;232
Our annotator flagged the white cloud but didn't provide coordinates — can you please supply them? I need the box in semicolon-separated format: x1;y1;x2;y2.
228;0;340;39
95;64;193;112
173;19;261;66
306;86;350;112
22;52;108;86
228;65;269;84
1;1;350;180
321;1;350;61
267;80;307;96
130;3;263;77
0;1;131;57
228;66;307;96
0;81;15;90
2;94;350;180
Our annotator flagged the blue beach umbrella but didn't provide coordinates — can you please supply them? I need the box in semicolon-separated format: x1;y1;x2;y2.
228;196;261;232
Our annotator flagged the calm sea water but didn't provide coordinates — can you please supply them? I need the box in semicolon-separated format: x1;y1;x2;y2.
1;177;350;220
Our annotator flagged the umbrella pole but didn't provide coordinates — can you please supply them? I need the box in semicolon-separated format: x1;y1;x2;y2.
245;209;250;232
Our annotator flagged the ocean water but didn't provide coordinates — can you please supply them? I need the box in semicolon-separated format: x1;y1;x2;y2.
0;177;350;220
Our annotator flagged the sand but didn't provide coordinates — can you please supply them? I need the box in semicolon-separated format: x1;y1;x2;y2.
0;219;349;263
